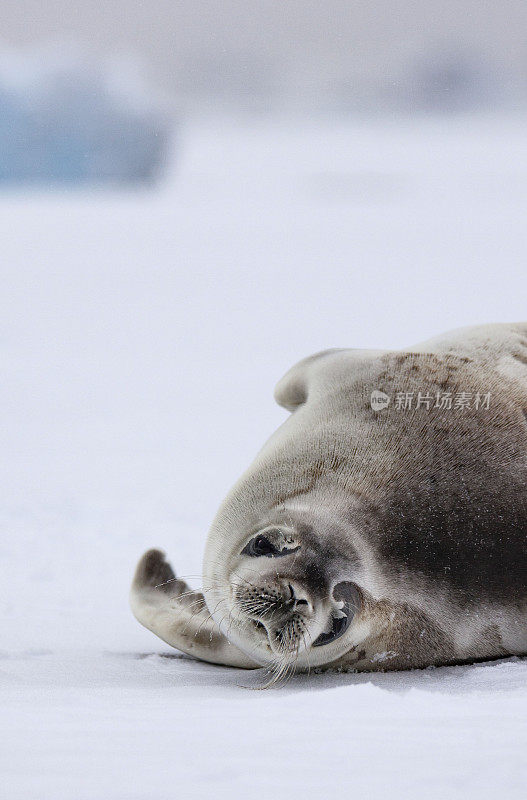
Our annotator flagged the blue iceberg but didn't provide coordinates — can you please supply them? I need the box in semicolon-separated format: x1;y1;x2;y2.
0;55;173;186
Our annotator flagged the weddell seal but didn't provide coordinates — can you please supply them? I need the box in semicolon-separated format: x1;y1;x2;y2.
130;323;527;680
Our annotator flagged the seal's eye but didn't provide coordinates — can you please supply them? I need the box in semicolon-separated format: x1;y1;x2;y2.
241;532;300;558
245;535;277;557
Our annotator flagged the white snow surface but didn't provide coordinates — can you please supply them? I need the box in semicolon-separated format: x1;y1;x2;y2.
2;115;526;799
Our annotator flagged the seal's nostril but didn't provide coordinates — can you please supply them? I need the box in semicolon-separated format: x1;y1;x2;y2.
332;581;361;611
287;583;309;608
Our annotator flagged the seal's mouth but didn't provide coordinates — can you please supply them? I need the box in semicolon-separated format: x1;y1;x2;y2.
312;582;361;648
312;605;352;647
237;580;361;657
249;601;353;650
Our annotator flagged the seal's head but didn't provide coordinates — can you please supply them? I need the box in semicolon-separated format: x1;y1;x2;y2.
203;504;365;673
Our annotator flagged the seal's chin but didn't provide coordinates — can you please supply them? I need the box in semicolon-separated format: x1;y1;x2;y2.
246;614;307;658
240;602;353;659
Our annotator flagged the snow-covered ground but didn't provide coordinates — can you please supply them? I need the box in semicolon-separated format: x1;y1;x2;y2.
2;115;526;798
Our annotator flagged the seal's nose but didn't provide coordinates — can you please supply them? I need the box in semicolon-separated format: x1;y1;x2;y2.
286;582;313;613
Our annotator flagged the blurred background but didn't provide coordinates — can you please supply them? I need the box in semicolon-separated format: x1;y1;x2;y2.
3;0;527;121
3;1;527;184
2;0;527;648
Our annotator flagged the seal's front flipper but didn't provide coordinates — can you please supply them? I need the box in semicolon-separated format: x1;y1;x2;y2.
130;549;258;669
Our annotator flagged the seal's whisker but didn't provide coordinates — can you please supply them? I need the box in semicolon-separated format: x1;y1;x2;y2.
180;597;226;636
301;630;311;677
158;583;219;598
214;607;241;642
182;600;223;638
181;597;209;611
205;558;262;578
192;597;227;638
258;618;303;689
205;559;271;589
153;574;217;590
205;608;231;641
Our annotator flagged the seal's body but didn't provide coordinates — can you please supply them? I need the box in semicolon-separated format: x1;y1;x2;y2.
131;324;527;676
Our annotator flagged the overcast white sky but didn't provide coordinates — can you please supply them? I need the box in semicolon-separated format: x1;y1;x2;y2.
2;1;527;110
